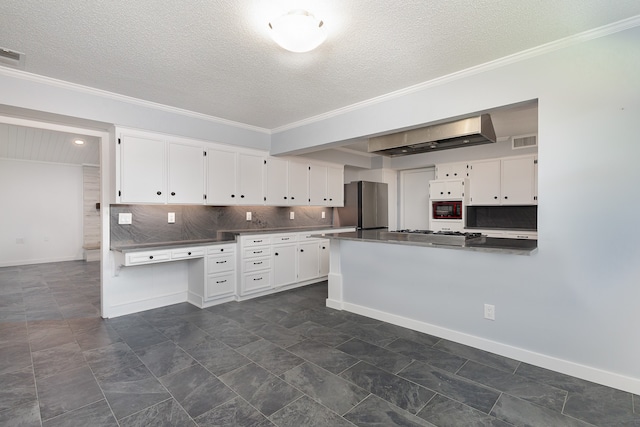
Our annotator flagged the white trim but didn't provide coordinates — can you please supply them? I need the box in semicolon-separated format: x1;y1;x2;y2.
272;15;640;134
0;255;82;268
0;67;271;135
105;291;188;318
340;301;640;395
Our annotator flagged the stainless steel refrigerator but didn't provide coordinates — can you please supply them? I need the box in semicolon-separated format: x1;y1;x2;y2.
335;181;388;229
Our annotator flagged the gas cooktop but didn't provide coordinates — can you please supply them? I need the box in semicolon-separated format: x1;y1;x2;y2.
379;229;485;246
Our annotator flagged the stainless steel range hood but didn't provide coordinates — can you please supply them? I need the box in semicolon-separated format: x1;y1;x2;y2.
368;114;496;157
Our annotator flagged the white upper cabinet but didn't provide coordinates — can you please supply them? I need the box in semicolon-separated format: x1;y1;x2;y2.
237;153;265;205
206;148;237;205
308;164;328;205
265;157;289;205
118;134;204;204
429;179;465;200
168;143;205;204
501;156;536;205
468;155;537;205
468;159;501;205
327;166;344;207
435;162;469;179
206;149;264;205
119;135;166;203
288;160;309;206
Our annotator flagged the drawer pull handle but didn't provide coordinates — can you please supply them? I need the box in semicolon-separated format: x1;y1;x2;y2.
253;277;262;281
254;251;262;254
254;240;262;243
282;237;289;240
216;260;227;264
254;261;262;265
216;280;227;284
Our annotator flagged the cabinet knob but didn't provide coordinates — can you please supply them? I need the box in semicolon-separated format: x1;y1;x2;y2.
220;248;224;252
447;191;451;194
440;192;444;195
275;252;279;256
171;192;176;196
454;173;457;176
187;252;191;255
324;198;327;201
329;198;332;201
241;195;245;198
156;191;162;196
322;246;326;249
504;196;508;199
300;249;304;252
231;194;235;198
291;197;295;200
149;255;154;259
284;196;287;200
494;196;498;199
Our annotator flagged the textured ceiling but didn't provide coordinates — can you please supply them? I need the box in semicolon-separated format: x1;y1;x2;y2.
1;1;639;130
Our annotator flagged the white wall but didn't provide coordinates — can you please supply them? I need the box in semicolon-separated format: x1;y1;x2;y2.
276;25;640;393
0;158;83;266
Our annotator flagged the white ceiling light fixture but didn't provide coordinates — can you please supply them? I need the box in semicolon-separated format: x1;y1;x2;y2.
74;139;85;145
268;10;326;53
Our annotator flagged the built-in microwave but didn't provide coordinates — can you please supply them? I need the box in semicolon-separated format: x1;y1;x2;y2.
432;200;462;219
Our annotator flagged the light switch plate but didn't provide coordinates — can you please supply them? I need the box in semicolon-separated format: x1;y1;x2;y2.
321;211;326;219
246;212;252;221
118;213;132;225
289;212;295;220
168;212;175;223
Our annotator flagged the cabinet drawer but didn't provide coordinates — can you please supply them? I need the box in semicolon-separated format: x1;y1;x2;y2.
125;250;171;265
208;254;236;274
244;257;271;272
171;248;205;260
272;234;298;244
244;270;271;291
207;245;235;255
206;272;236;299
242;236;271;246
243;246;271;258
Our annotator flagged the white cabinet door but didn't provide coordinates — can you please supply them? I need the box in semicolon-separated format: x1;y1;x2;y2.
468;159;501;205
501;156;536;205
120;135;166;203
327;166;344;207
308;164;328;205
429;179;464;200
206;148;237;205
298;241;319;281
288;161;308;206
237;153;264;205
436;162;468;179
206;273;236;299
265;157;288;205
168;143;205;204
318;240;330;276
272;243;297;287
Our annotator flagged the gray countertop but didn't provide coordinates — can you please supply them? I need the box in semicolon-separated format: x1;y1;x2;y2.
110;226;354;253
322;230;538;256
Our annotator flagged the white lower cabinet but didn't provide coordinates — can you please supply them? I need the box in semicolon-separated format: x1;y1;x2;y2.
318;239;330;276
298;241;320;282
205;245;236;300
240;236;272;296
273;242;297;288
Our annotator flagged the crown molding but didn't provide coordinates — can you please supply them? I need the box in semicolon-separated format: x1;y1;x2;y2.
272;15;640;134
0;67;271;135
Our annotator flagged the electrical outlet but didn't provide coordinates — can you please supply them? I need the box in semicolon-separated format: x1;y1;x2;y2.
484;304;495;320
118;213;132;225
290;211;295;220
168;212;175;223
321;211;326;219
246;212;252;221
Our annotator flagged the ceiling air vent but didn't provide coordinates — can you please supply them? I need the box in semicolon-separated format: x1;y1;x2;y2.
0;47;26;70
512;134;537;149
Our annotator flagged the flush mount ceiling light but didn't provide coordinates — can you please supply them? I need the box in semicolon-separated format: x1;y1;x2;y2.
268;10;326;53
74;139;85;145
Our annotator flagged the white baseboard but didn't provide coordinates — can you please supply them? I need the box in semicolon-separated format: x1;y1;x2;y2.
106;291;188;318
340;301;640;395
186;291;235;308
0;255;82;268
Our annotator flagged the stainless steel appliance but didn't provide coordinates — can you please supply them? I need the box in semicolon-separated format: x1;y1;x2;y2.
379;230;485;246
432;200;463;219
335;181;388;229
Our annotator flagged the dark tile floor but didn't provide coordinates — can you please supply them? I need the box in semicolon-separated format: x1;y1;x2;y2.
1;260;639;426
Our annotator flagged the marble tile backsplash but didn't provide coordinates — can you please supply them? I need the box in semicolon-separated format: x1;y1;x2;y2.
110;204;334;246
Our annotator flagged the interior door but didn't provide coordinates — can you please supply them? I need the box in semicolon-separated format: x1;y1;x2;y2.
400;167;434;230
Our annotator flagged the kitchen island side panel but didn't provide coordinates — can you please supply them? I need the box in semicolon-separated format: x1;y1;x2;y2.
334;239;640;395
